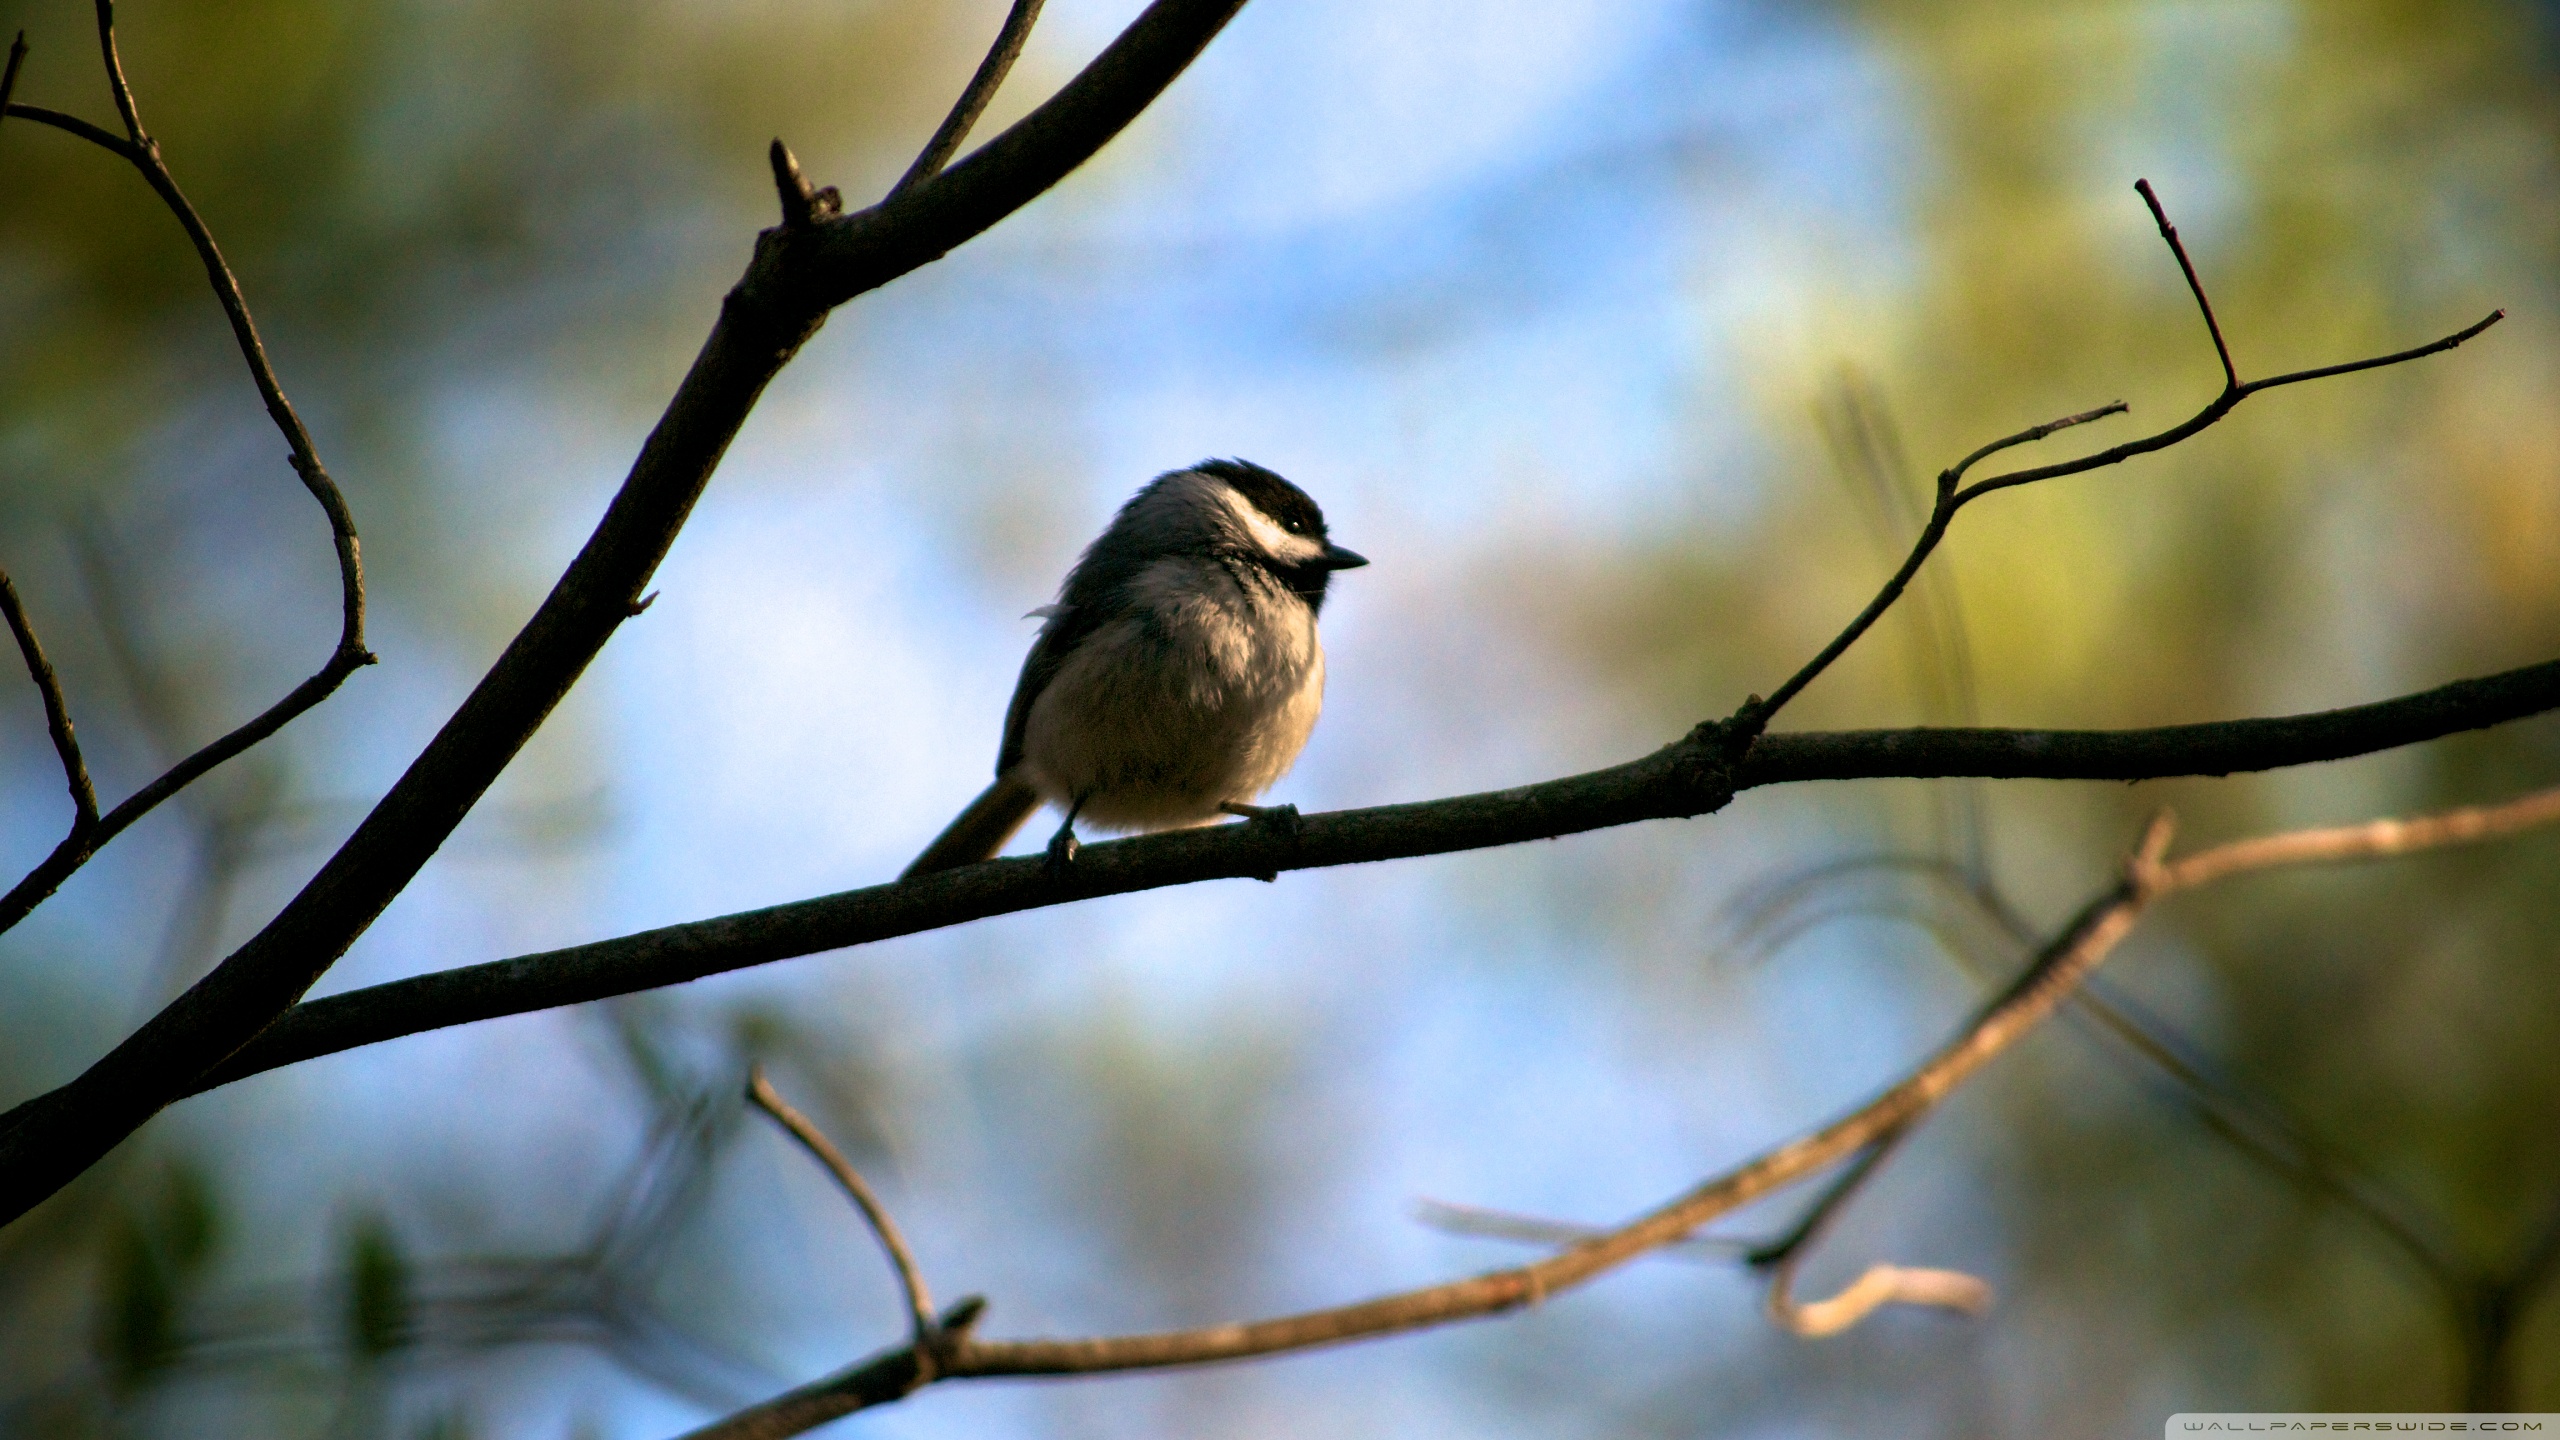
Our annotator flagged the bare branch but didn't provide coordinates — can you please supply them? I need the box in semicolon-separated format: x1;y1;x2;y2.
189;651;2560;1094
1754;400;2126;722
1940;399;2131;496
0;566;98;830
890;0;1047;199
664;784;2560;1436
1;101;146;161
0;0;1253;1229
1749;180;2503;727
1411;1198;1749;1258
0;2;377;937
765;139;840;229
745;1067;938;1358
1766;1260;1992;1338
0;31;27;127
2228;310;2510;400
2135;178;2236;390
2159;786;2560;889
90;0;142;144
1952;308;2504;509
1429;1134;1979;1339
675;1297;986;1440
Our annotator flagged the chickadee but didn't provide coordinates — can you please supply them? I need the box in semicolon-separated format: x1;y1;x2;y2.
904;459;1367;877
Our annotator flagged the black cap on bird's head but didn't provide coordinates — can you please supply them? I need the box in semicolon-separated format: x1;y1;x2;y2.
1189;456;1367;585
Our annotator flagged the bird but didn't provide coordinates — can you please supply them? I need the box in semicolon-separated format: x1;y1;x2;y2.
903;458;1367;878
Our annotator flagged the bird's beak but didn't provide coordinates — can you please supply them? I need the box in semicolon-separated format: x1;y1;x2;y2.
1321;543;1369;570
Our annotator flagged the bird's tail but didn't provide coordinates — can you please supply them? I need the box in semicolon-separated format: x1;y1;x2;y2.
902;774;1044;878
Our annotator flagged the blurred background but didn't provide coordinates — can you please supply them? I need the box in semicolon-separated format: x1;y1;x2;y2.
2;0;2558;1433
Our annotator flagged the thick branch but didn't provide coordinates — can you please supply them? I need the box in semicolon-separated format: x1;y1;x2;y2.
0;0;1253;1229
195;654;2560;1093
674;784;2560;1438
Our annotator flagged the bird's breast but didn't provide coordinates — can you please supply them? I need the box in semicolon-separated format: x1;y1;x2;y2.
1018;556;1327;830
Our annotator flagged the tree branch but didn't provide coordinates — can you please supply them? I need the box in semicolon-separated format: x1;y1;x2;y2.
671;785;2560;1436
0;1;376;938
745;1067;939;1358
0;31;28;129
1750;178;2501;725
0;0;1254;1230
193;653;2560;1094
889;0;1047;199
0;566;98;833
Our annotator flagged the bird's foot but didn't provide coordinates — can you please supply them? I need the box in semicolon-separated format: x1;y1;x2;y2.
1220;801;1302;840
1043;828;1081;878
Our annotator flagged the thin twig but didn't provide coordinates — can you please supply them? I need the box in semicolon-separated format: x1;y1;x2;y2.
1951;309;2504;509
1766;1259;1993;1337
890;0;1048;199
1712;853;2467;1295
1429;1130;1981;1338
0;32;28;131
2157;785;2560;890
1411;1198;1751;1259
0;567;98;831
0;3;375;938
91;0;142;144
1748;178;2503;727
1;102;146;161
673;784;2560;1437
2136;178;2237;390
745;1067;939;1360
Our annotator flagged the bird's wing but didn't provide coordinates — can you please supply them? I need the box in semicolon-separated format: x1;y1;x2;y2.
995;618;1073;775
994;532;1164;774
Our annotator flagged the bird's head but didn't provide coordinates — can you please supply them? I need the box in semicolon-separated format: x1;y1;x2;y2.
1168;457;1367;610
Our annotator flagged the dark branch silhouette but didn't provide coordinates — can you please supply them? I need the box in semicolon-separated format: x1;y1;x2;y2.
891;0;1047;199
1749;178;2499;726
0;0;1255;1227
191;651;2560;1093
0;566;96;833
0;3;375;937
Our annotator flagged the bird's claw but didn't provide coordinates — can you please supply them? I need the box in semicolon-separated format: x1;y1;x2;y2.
1043;829;1080;877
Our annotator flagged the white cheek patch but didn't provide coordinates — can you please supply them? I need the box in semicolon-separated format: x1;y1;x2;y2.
1217;485;1327;565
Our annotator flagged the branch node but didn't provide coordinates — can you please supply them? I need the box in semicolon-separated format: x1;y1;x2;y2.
890;0;1047;200
627;590;660;618
769;138;819;228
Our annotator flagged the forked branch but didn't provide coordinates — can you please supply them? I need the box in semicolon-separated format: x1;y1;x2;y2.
0;0;1253;1231
675;783;2560;1438
745;1067;941;1360
0;4;374;936
891;0;1047;199
1749;179;2502;724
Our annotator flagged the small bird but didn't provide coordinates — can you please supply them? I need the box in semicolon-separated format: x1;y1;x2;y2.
904;459;1367;878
